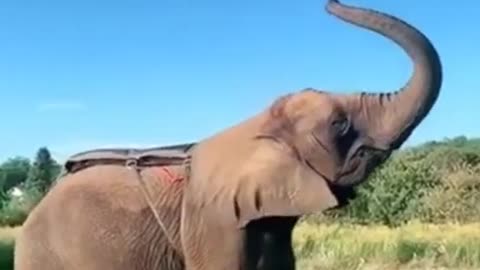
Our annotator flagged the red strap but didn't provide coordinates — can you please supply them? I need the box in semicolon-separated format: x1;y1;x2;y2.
153;167;183;183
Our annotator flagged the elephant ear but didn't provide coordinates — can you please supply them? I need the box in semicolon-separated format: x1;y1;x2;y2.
184;94;339;228
228;144;340;227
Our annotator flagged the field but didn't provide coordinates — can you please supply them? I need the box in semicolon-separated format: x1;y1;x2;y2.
293;221;480;270
2;222;480;270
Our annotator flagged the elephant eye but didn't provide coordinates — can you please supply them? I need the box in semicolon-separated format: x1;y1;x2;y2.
331;117;349;136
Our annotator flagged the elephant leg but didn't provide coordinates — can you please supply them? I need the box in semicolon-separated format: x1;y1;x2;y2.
181;197;298;270
181;197;245;270
246;216;298;270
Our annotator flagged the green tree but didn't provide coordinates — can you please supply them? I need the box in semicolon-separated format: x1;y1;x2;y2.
0;157;31;195
27;147;61;193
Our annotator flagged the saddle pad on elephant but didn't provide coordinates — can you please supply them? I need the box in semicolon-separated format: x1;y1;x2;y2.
63;142;196;174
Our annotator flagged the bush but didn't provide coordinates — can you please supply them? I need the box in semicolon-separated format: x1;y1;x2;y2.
318;137;480;227
419;164;480;223
0;187;43;227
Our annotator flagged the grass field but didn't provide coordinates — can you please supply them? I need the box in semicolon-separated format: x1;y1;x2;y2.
293;220;480;269
1;222;479;269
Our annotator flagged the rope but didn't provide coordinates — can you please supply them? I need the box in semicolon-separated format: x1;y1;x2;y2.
126;159;177;248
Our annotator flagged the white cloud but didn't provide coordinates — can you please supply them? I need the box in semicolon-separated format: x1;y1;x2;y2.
36;100;87;112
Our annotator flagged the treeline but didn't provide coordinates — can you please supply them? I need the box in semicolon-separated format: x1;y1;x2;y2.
1;135;480;227
0;147;61;226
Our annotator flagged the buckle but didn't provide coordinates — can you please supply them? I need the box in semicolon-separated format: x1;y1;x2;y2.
125;158;138;169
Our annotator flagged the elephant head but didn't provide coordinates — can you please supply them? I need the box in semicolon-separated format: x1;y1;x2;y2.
184;0;443;230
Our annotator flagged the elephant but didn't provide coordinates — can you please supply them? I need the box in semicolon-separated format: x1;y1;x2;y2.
14;0;443;270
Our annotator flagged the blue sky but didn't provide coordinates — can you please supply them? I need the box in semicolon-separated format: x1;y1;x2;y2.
0;0;478;162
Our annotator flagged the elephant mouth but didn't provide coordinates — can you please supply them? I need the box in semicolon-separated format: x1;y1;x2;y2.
337;149;391;186
339;159;361;178
305;158;361;185
305;160;334;183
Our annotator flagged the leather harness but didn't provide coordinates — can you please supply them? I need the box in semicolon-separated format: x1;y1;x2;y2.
61;142;196;248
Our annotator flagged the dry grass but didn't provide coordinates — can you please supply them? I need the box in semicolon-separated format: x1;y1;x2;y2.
293;220;480;270
1;223;479;269
0;226;20;243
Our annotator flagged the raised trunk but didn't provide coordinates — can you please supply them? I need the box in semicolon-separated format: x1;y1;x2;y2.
326;0;443;149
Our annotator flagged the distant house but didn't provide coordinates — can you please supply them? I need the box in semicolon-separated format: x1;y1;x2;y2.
9;187;24;198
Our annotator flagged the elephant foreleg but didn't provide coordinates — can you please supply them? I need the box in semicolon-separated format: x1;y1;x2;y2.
245;217;297;270
181;195;297;270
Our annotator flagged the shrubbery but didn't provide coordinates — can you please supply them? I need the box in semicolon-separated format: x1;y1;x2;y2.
0;187;43;227
315;136;480;227
0;147;60;227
